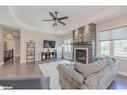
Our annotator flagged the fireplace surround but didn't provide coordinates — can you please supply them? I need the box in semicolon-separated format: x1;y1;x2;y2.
74;48;88;64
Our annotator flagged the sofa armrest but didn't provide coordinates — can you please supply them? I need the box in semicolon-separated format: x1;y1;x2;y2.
57;64;84;85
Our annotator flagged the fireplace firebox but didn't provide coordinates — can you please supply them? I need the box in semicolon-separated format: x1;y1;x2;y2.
74;48;88;64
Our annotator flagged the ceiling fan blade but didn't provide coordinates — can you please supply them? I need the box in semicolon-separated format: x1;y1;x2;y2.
59;21;66;25
58;16;68;20
43;19;53;21
49;12;55;19
55;11;57;18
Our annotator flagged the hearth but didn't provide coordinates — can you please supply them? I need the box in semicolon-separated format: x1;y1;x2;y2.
74;48;88;64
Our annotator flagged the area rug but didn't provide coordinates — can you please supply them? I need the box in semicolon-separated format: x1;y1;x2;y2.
38;60;73;89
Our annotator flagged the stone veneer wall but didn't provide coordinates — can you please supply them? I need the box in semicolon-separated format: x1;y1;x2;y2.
73;23;96;63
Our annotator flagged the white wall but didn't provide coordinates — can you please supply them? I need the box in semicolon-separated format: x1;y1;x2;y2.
96;15;127;75
20;29;63;62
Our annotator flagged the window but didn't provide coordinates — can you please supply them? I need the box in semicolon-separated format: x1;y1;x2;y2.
64;39;73;52
100;41;110;56
64;44;68;52
114;40;127;57
99;26;127;58
68;45;72;52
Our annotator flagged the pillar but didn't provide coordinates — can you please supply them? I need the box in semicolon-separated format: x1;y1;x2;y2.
0;26;4;65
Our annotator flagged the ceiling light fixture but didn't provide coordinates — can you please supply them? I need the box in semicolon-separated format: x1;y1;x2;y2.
43;11;69;27
6;34;14;40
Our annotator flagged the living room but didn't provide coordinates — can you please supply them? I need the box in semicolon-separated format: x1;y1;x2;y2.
0;6;127;90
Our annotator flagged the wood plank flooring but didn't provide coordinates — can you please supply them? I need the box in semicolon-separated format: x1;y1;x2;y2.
0;57;62;77
0;57;127;89
0;58;42;77
108;74;127;89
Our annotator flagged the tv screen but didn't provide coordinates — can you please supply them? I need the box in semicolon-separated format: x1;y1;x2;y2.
43;40;56;48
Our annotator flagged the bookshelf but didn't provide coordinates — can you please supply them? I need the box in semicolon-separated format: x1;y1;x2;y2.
26;40;35;62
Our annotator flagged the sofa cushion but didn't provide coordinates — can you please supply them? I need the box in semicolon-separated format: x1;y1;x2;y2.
84;72;99;89
81;84;88;89
57;64;84;85
74;58;112;78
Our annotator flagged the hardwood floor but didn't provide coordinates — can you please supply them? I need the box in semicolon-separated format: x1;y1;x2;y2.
0;57;127;89
0;57;42;76
108;74;127;89
0;57;62;77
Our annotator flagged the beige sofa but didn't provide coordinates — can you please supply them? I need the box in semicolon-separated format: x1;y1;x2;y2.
57;57;119;89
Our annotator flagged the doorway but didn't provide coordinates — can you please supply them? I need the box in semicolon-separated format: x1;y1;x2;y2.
3;25;20;63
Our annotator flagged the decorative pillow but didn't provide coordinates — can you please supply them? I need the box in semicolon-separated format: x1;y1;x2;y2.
94;56;105;61
104;57;114;64
74;59;109;78
95;56;115;63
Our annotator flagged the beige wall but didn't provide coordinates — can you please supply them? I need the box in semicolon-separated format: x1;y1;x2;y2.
20;30;63;62
15;37;20;56
96;15;127;75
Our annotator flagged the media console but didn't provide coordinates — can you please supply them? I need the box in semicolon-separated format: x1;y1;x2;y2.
41;52;57;61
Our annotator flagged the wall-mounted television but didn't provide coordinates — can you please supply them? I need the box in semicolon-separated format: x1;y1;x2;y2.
43;40;56;48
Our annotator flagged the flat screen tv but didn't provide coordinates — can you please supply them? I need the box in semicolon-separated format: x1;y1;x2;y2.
43;40;56;48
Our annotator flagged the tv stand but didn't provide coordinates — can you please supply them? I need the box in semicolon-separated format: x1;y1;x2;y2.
41;52;57;61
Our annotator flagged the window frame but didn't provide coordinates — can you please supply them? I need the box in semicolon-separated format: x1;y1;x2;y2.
64;39;73;53
98;25;127;60
99;41;111;56
114;39;127;58
99;39;127;58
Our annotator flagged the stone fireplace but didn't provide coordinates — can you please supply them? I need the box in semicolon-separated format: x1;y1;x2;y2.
73;23;96;63
74;48;88;64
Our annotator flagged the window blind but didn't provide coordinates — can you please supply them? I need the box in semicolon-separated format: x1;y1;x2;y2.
99;26;127;41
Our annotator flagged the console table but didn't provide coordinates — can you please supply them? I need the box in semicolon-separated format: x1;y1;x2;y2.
41;52;57;61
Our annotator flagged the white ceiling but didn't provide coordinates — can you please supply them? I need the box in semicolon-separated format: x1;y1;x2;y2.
0;6;127;35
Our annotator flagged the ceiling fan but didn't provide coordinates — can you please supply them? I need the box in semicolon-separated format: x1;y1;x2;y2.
43;11;68;27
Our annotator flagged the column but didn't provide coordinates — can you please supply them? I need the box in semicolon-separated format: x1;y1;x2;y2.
0;26;4;65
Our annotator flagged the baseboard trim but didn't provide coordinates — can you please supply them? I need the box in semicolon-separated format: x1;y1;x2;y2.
14;55;20;57
36;59;41;61
20;59;41;63
118;71;127;77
